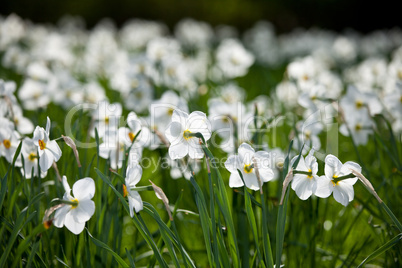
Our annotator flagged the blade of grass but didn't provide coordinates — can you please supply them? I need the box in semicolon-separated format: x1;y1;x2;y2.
357;233;402;267
95;168;168;267
86;229;129;268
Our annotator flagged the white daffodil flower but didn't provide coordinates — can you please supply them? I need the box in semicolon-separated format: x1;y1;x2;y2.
290;149;319;200
54;176;95;235
124;164;143;217
91;101;122;138
0;127;21;166
315;154;362;206
32;117;62;172
99;129;143;170
21;137;47;179
118;111;150;148
224;143;274;191
165;109;211;160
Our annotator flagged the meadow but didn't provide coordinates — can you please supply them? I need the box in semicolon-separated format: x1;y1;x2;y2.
0;15;401;267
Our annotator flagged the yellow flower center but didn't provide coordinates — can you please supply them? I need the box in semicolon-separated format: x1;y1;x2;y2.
183;129;192;140
307;169;313;179
305;130;311;140
3;139;11;149
28;152;37;162
355;100;364;109
105;116;110;124
128;132;136;142
71;198;79;209
244;164;253;174
167;108;174;116
332;175;339;186
38;140;46;150
355;123;362;131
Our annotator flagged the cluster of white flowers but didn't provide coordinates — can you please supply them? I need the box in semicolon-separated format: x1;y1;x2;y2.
0;14;400;236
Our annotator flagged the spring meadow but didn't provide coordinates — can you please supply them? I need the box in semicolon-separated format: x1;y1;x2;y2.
0;13;401;267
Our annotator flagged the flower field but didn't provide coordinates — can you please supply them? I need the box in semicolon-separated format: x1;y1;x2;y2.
0;14;401;267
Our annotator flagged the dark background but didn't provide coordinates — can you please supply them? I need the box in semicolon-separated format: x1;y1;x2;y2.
0;0;401;33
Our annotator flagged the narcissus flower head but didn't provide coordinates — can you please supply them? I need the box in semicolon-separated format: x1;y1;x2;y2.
315;154;361;206
32;117;61;171
53;176;95;235
165;109;211;159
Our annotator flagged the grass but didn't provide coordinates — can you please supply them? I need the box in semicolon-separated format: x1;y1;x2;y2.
0;45;401;268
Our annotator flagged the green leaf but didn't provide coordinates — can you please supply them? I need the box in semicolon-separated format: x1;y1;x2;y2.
357;233;402;267
0;207;28;267
87;229;129;268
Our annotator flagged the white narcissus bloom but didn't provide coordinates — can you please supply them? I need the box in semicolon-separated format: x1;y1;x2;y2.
54;176;95;235
290;149;319;200
216;38;255;79
21;138;47;179
315;155;362;206
118;111;150;148
32;117;62;171
224;143;274;191
165;109;211;160
0;119;22;166
124;164;143;217
92;101;122;138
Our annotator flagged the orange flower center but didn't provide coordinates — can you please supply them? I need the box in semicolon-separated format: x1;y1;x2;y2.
38;139;46;150
123;184;128;197
128;132;136;142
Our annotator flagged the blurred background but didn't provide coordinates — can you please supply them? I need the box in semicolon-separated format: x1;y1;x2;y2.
1;0;401;33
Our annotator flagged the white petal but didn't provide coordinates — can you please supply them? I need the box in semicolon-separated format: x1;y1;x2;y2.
39;149;53;171
341;161;362;176
165;121;184;144
228;172;244;188
128;191;143;216
187;139;204;159
46;140;62;162
172;109;188;123
126;164;143;187
46;117;51;136
64;211;86;235
53;205;70;228
314;175;333;198
292;175;315;200
238;143;255;165
258;166;274;183
333;182;354;206
70;199;95;223
224;155;240;173
243;172;260;191
72;178;95;200
168;142;189;159
324;154;342;178
295;156;309;172
187;111;211;141
62;176;71;194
